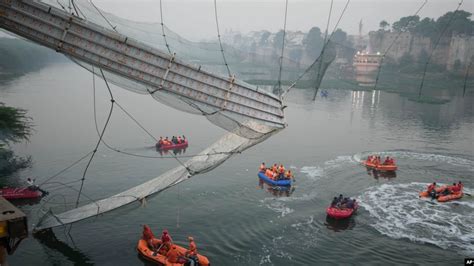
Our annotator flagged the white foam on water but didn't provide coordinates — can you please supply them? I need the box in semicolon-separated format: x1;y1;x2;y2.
359;182;474;255
324;155;357;169
300;166;324;180
260;200;294;218
299;155;357;181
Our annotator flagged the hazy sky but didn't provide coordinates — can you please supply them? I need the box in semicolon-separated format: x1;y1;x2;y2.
91;0;473;41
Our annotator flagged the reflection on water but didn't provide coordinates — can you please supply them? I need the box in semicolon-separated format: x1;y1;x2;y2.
34;229;93;266
366;169;397;179
324;215;356;232
1;64;472;264
258;179;295;197
156;147;187;156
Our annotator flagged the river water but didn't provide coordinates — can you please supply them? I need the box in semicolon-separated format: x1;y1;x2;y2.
1;63;473;265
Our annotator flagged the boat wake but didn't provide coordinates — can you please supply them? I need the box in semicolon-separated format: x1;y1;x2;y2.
358;182;474;255
300;155;357;181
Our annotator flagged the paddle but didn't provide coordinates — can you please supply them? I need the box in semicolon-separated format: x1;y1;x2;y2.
152;243;163;257
464;192;472;197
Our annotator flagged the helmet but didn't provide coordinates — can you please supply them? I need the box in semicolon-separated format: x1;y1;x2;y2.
188;236;194;241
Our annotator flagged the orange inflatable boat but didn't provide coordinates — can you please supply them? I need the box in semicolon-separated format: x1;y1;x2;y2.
362;161;397;171
137;239;210;266
419;186;463;202
437;191;463;202
419;186;446;197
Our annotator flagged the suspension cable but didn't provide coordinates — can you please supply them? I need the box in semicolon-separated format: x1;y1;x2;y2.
159;0;172;55
418;0;463;98
312;0;334;101
276;0;289;95
463;57;472;97
38;151;94;187
75;68;115;208
89;0;118;32
282;0;351;99
214;0;232;77
373;0;428;91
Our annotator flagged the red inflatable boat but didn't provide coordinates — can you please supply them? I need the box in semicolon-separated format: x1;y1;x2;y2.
0;187;43;200
326;203;359;219
156;140;188;150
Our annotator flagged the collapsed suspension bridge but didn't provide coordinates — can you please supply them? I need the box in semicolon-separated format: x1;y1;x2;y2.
0;0;288;230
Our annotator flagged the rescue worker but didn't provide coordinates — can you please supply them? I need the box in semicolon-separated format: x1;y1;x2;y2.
427;182;437;198
177;135;182;144
383;156;390;165
458;181;464;191
157;137;163;147
259;162;266;173
330;197;338;207
427;182;437;192
278;164;285;180
160;229;172;252
265;168;274;179
185;236;199;266
285;170;293;180
272;164;278;173
346;198;355;209
142;225;160;249
166;245;179;263
449;183;461;193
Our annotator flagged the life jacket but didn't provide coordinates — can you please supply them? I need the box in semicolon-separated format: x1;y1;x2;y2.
259;164;266;172
142;225;155;241
166;247;179;263
272;165;277;172
161;233;171;243
279;166;285;174
177;136;182;143
188;241;197;256
265;169;273;178
450;185;461;193
427;184;436;192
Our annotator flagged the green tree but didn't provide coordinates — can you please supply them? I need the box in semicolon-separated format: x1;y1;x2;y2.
259;31;271;46
379;20;390;31
392;15;420;32
332;28;347;43
273;30;285;50
303;27;324;58
436;10;473;37
0;103;32;175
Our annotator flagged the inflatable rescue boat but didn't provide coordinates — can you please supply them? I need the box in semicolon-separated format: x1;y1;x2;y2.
137;239;210;266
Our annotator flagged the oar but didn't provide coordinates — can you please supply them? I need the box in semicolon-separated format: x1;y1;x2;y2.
152;243;164;257
464;192;472;197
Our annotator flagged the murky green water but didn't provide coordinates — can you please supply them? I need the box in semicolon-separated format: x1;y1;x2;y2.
1;63;472;265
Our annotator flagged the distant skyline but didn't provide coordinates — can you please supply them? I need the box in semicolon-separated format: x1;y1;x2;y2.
92;0;472;41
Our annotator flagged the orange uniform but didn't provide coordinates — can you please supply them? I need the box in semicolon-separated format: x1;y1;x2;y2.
166;246;179;263
265;169;274;179
187;239;197;257
427;183;436;192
